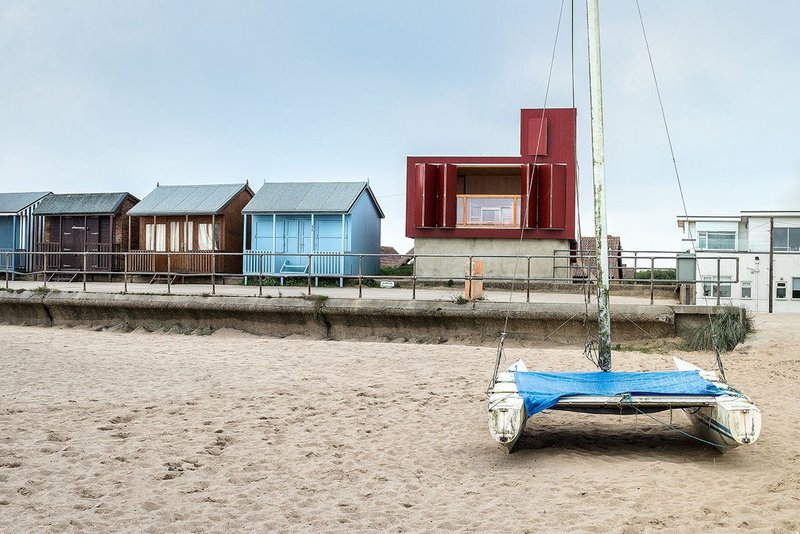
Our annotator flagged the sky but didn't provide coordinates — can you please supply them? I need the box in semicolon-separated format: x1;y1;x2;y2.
1;0;798;253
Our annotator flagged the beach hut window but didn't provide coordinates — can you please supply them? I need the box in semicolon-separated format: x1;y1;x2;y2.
184;222;194;251
145;223;166;252
776;281;787;300
198;223;220;251
169;222;180;252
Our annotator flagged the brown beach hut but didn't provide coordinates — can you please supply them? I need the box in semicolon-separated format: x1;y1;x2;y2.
127;183;254;275
33;192;139;272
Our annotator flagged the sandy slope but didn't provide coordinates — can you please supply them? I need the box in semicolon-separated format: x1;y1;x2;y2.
0;315;797;533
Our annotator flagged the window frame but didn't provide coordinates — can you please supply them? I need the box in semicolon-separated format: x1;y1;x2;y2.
741;281;752;300
776;281;787;300
697;230;736;251
792;278;800;300
702;275;732;298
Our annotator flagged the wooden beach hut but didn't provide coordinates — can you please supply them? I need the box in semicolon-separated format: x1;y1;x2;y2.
0;192;51;273
33;192;139;272
127;183;254;275
242;182;384;281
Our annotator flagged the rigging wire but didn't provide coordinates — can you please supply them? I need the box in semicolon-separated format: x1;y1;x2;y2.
490;0;569;389
634;0;727;380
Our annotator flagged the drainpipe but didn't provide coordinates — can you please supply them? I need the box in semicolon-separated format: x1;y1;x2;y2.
768;217;774;313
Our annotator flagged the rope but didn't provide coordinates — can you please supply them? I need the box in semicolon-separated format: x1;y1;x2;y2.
491;0;568;385
634;0;727;378
620;394;731;449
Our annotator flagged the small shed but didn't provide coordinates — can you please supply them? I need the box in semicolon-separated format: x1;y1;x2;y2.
0;191;51;272
127;183;254;274
33;192;139;271
242;181;384;280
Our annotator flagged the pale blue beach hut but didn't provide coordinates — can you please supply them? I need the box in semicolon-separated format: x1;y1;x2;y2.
0;192;51;273
242;182;384;283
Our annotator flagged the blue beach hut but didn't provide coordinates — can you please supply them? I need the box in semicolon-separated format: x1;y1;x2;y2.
242;182;384;284
0;192;51;273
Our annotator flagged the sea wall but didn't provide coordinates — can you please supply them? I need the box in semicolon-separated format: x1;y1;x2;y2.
0;290;723;346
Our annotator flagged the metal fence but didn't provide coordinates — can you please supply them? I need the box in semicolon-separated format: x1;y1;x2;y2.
1;249;739;304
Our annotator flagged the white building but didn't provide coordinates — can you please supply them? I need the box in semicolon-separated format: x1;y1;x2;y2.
677;211;800;313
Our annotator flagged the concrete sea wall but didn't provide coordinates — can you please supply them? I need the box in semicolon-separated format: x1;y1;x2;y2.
0;290;720;346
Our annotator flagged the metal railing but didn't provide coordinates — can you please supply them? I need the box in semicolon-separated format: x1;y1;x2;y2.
1;249;746;305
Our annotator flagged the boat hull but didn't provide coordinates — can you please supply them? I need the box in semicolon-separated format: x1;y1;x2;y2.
487;360;528;452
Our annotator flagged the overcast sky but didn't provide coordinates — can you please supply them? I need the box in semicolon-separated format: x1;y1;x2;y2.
1;1;798;252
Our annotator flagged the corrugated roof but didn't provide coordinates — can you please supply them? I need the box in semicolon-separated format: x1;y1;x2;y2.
0;192;51;214
33;192;134;215
243;182;383;217
128;184;250;216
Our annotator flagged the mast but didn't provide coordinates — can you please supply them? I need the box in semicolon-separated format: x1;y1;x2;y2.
586;0;612;371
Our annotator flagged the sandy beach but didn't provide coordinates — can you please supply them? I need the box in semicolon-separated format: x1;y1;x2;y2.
0;315;798;533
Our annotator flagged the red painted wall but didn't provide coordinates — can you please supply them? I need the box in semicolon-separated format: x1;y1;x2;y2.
405;108;576;240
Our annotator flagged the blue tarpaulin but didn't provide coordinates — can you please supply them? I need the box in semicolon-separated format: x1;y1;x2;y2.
514;371;725;416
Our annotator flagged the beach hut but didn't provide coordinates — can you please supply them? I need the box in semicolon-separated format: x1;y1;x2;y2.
33;192;139;272
242;182;384;282
0;192;51;273
127;183;254;275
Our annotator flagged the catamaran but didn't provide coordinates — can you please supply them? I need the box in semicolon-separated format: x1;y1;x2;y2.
487;0;761;452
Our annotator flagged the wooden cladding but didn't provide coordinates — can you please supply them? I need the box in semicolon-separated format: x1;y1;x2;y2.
414;163;456;228
521;163;567;230
525;118;548;156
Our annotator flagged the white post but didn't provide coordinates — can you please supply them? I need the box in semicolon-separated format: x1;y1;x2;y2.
587;0;612;371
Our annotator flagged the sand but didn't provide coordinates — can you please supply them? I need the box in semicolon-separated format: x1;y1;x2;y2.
0;315;798;533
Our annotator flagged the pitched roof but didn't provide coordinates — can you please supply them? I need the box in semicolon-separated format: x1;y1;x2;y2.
0;192;51;214
33;192;135;215
243;182;384;217
128;184;251;216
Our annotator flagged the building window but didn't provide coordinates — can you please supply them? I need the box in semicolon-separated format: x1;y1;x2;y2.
145;224;166;252
697;231;736;250
776;281;787;299
169;222;181;252
184;221;194;251
793;278;800;300
741;281;752;299
703;276;732;298
773;228;800;251
197;223;220;251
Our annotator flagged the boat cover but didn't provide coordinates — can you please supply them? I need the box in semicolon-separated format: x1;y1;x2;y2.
514;371;725;416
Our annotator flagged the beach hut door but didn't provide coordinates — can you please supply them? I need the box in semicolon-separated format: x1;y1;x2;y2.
61;216;85;270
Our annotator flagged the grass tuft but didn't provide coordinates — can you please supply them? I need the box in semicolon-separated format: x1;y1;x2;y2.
690;306;752;352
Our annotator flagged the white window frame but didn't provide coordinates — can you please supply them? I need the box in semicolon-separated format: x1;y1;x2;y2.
792;278;800;300
697;231;736;251
741;281;752;300
703;276;732;298
776;281;787;300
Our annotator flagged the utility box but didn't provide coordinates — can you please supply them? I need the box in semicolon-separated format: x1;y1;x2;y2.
676;253;696;282
465;259;484;300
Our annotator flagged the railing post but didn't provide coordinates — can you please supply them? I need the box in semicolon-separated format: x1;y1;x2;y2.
82;251;87;292
211;251;216;295
526;256;531;303
5;252;9;290
258;253;263;297
167;253;171;295
124;253;128;294
43;252;48;289
412;253;417;300
650;257;655;305
358;255;363;299
716;257;721;306
307;254;312;296
467;255;473;300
